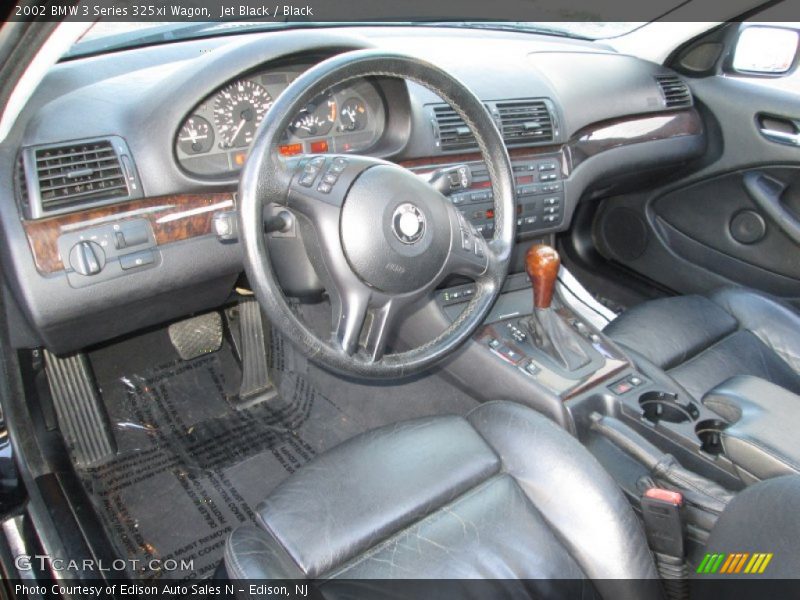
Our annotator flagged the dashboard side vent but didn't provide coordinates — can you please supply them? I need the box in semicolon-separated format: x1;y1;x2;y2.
497;99;554;145
656;75;693;109
21;137;141;219
432;105;476;151
15;156;29;212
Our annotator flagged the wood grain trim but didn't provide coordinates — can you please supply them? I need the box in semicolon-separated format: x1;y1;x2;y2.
567;109;703;170
398;145;562;170
23;192;235;274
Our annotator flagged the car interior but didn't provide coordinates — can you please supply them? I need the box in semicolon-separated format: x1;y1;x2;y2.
2;5;800;599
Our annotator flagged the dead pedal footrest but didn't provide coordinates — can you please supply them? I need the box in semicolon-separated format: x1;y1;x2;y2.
43;350;116;469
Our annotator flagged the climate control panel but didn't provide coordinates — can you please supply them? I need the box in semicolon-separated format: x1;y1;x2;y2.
446;155;564;237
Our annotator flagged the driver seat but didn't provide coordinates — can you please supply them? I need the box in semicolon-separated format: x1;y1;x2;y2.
224;401;660;599
224;401;800;596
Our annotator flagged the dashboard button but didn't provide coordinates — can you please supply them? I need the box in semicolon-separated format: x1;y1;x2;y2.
119;222;149;247
120;250;154;270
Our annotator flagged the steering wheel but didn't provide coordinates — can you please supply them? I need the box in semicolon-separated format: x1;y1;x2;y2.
239;50;515;378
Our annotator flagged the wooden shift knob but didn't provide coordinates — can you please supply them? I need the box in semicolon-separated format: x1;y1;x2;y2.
525;244;560;309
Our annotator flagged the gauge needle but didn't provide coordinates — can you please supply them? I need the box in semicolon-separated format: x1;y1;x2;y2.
180;131;207;143
230;118;247;143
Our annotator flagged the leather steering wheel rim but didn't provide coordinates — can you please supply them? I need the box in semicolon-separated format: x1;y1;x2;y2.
239;49;516;378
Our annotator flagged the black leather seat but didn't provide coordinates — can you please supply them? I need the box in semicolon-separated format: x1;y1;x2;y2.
603;287;800;401
225;401;661;599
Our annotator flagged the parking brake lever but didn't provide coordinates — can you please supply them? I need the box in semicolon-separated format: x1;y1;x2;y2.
589;412;734;514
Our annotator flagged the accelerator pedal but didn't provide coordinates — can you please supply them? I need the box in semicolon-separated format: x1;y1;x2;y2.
168;312;223;361
43;351;116;469
235;298;276;406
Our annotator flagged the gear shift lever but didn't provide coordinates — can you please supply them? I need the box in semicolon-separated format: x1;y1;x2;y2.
525;244;560;309
523;244;590;371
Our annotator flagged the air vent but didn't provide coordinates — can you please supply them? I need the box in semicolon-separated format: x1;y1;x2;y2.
656;75;693;109
433;105;476;151
497;100;554;145
15;156;28;211
21;137;141;219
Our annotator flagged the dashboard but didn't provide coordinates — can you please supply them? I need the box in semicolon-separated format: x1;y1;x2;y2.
176;65;386;176
0;26;707;354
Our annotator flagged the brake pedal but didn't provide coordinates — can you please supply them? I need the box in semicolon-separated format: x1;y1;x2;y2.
168;312;223;361
236;298;276;405
43;351;116;469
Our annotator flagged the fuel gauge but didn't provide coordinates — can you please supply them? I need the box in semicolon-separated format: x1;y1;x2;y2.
177;116;214;154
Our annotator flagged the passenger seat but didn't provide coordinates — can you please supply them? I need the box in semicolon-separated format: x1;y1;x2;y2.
603;287;800;401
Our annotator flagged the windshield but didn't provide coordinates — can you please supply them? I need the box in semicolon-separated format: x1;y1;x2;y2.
69;21;646;57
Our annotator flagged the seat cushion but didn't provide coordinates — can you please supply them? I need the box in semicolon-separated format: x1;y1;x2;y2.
603;288;800;400
225;401;660;599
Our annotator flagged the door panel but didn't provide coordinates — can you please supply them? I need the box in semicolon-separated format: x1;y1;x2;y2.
654;167;800;280
593;76;800;305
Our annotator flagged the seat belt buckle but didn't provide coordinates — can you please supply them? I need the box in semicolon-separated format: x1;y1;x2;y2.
641;487;684;558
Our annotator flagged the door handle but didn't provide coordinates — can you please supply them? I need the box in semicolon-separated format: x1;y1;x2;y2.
757;113;800;146
759;128;800;146
743;170;800;244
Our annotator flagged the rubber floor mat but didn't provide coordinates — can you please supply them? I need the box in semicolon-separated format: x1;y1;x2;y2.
82;329;363;581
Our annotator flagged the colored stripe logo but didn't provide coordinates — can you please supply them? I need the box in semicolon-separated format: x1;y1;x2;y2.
696;552;773;574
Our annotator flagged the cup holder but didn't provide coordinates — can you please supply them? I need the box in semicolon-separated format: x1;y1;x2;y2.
695;419;729;456
639;391;700;424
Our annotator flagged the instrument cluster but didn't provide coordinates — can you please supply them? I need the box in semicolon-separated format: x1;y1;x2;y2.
175;65;386;177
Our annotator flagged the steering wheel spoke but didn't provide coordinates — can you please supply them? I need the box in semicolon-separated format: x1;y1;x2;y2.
333;283;419;361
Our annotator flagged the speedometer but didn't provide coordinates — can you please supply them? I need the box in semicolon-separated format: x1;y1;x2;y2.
213;80;273;148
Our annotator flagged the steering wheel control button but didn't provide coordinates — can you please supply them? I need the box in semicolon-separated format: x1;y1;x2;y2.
392;203;426;244
460;228;472;250
299;172;317;187
317;182;333;194
330;157;348;173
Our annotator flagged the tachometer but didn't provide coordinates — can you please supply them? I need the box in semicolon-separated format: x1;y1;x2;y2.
339;98;368;132
213;80;273;148
177;115;214;154
289;92;336;138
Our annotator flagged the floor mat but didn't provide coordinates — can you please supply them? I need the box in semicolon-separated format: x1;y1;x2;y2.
80;319;479;581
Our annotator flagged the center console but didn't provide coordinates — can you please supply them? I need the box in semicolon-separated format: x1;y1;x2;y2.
428;242;747;545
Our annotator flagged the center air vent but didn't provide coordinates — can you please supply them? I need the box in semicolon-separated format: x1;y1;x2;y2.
655;75;693;109
433;105;476;151
20;136;141;219
432;99;557;152
497;100;554;145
